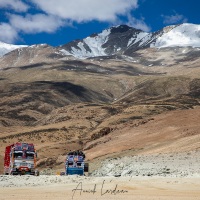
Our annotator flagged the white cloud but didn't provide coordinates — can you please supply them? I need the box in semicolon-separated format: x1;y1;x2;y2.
0;23;18;43
9;14;66;34
31;0;138;22
162;13;188;25
127;14;151;32
0;0;147;44
0;0;29;12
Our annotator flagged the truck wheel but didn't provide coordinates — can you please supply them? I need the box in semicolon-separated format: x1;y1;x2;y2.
21;171;25;175
11;172;18;175
84;163;89;172
35;171;40;176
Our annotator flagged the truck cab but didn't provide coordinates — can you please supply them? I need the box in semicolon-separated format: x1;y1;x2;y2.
65;150;88;175
4;143;39;175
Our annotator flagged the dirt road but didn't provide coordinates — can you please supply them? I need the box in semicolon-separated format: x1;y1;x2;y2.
0;176;200;200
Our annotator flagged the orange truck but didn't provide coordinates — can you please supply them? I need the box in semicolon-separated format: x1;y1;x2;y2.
4;143;39;175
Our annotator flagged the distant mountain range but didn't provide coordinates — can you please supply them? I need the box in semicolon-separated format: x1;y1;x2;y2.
60;23;200;58
0;23;200;59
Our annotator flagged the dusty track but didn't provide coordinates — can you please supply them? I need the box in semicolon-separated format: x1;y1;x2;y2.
0;176;200;200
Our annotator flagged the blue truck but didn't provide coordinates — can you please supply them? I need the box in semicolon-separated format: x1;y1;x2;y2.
65;151;88;175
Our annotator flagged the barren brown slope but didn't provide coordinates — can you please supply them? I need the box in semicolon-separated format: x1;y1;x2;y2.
1;104;200;174
85;106;200;161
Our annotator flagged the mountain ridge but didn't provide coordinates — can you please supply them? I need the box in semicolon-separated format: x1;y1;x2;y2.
1;23;200;59
60;23;200;58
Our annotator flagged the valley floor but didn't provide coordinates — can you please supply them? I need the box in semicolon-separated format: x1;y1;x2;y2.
1;150;200;200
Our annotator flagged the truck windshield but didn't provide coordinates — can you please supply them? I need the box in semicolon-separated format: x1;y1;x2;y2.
26;153;34;159
14;152;23;158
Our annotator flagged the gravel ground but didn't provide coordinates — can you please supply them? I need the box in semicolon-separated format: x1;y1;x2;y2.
92;150;200;177
1;150;200;189
0;175;98;187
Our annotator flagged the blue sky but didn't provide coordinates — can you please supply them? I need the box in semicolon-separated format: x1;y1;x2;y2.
0;0;199;46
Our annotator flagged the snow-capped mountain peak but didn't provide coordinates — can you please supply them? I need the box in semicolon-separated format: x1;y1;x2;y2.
72;28;110;58
60;28;112;58
60;25;145;58
2;23;199;59
59;23;200;58
152;23;200;48
0;41;27;57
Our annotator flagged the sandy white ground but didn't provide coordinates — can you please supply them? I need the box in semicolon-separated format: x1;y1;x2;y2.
0;176;200;200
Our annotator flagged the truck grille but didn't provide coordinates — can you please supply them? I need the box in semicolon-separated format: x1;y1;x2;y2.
20;163;34;168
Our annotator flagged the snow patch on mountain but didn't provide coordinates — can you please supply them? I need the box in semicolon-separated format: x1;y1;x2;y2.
152;24;200;48
138;33;153;46
128;32;149;47
29;44;47;48
0;41;27;57
60;49;72;56
61;29;111;58
84;29;110;56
